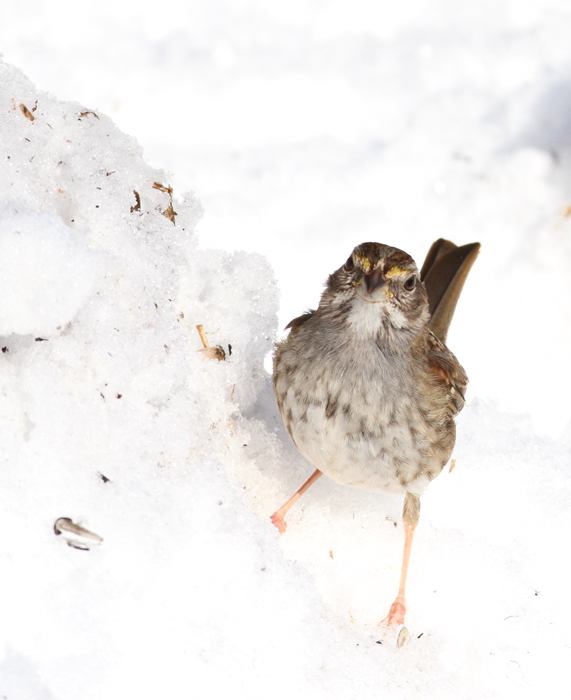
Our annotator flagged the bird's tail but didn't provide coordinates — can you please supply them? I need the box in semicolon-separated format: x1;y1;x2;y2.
420;239;480;344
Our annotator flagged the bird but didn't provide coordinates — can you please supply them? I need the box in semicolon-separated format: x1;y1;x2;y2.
271;238;480;644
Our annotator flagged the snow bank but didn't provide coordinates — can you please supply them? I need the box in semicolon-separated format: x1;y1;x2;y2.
0;59;334;700
0;206;99;336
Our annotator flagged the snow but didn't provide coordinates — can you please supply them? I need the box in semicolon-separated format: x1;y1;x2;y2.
1;1;571;698
0;206;100;336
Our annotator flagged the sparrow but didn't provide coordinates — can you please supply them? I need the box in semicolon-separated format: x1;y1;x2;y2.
271;239;480;644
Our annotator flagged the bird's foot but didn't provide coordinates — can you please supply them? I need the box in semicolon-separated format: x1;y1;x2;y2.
382;597;406;627
270;512;287;534
381;597;409;648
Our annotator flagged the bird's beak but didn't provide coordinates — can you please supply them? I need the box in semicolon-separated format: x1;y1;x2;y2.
355;268;391;302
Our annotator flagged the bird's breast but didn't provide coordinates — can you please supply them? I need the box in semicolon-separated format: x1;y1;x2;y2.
274;338;448;495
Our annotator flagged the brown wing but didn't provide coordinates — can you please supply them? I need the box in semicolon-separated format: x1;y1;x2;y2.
285;310;315;331
427;330;468;417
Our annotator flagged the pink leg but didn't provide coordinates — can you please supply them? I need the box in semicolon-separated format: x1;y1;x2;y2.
271;469;322;534
382;518;416;628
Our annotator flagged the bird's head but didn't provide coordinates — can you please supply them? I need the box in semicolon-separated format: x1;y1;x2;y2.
321;242;429;332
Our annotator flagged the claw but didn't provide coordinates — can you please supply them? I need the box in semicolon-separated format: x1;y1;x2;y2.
380;595;410;647
269;469;322;536
270;512;287;534
381;596;406;628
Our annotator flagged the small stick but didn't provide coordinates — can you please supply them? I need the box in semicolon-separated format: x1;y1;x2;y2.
196;325;209;348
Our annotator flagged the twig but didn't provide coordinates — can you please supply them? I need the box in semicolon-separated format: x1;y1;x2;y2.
196;324;209;348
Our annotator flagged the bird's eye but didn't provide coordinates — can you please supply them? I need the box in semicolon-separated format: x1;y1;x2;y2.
404;274;416;291
344;256;354;271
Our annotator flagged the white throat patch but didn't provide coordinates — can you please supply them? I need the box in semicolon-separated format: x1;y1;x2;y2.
347;296;408;336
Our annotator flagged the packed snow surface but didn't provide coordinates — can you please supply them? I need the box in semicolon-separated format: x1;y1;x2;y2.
1;2;571;699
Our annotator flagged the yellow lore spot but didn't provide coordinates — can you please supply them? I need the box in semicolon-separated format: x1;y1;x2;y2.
354;254;371;273
385;266;410;278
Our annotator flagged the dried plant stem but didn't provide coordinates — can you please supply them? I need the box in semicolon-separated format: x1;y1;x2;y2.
196;324;209;348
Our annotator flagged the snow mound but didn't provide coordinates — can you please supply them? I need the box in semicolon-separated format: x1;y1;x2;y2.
0;206;100;336
0;59;334;700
